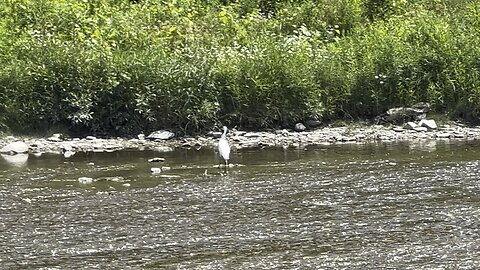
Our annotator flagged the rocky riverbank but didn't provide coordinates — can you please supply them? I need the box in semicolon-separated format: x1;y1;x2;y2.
1;119;480;157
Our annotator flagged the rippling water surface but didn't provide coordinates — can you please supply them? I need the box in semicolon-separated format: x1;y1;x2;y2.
1;140;480;269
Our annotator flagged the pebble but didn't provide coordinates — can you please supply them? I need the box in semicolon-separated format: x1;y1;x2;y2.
151;167;162;174
78;177;94;184
414;127;428;132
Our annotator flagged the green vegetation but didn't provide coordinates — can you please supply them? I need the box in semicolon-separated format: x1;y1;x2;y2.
1;0;480;135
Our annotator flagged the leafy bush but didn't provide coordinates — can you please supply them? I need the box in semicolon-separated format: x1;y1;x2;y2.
1;0;480;135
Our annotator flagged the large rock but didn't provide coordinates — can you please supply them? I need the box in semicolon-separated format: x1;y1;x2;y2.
147;130;175;140
419;119;437;130
294;123;307;132
380;102;431;123
0;141;29;154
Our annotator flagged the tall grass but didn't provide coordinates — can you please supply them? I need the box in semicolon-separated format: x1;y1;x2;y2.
1;0;480;135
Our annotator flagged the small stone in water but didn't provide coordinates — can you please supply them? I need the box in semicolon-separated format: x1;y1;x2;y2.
151;167;162;174
161;166;171;171
78;177;94;184
63;151;76;158
148;157;165;163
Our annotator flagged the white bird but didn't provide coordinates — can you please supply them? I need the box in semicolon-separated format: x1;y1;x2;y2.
218;126;231;169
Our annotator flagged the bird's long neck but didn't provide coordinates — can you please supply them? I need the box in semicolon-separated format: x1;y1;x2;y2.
221;129;227;139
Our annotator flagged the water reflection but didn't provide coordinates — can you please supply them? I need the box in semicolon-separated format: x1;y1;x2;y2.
1;153;28;167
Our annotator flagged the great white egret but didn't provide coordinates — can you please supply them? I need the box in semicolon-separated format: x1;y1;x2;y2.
218;126;230;169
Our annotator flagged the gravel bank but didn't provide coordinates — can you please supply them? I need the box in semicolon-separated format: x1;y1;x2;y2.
1;121;479;155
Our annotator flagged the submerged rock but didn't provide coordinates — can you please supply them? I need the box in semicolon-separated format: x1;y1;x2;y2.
0;141;29;154
63;151;76;158
1;153;28;166
148;157;165;163
151;167;162;174
78;177;94;184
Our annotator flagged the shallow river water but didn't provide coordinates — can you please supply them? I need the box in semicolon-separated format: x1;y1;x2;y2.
1;140;480;269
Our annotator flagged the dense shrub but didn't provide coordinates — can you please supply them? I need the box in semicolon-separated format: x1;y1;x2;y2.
1;0;480;135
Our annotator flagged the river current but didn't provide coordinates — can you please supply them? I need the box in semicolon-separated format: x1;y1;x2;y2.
1;140;479;269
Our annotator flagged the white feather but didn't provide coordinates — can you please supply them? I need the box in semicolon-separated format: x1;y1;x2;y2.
218;126;230;164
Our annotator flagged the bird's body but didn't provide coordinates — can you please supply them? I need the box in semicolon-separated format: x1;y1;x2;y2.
218;126;230;168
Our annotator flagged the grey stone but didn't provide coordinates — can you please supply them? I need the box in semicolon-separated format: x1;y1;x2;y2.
244;132;261;138
403;122;417;130
63;151;76;158
0;141;29;154
392;127;405;132
342;136;357;142
414;126;428;132
137;134;145;140
419;119;437;130
435;132;451;138
78;177;94;184
147;130;175;140
275;129;289;136
355;134;366;140
148;157;165;163
208;131;223;138
381;103;430;123
153;146;174;152
294;123;307;132
86;136;97;140
61;144;73;152
233;131;246;136
151;167;162;174
1;153;28;166
47;136;62;142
